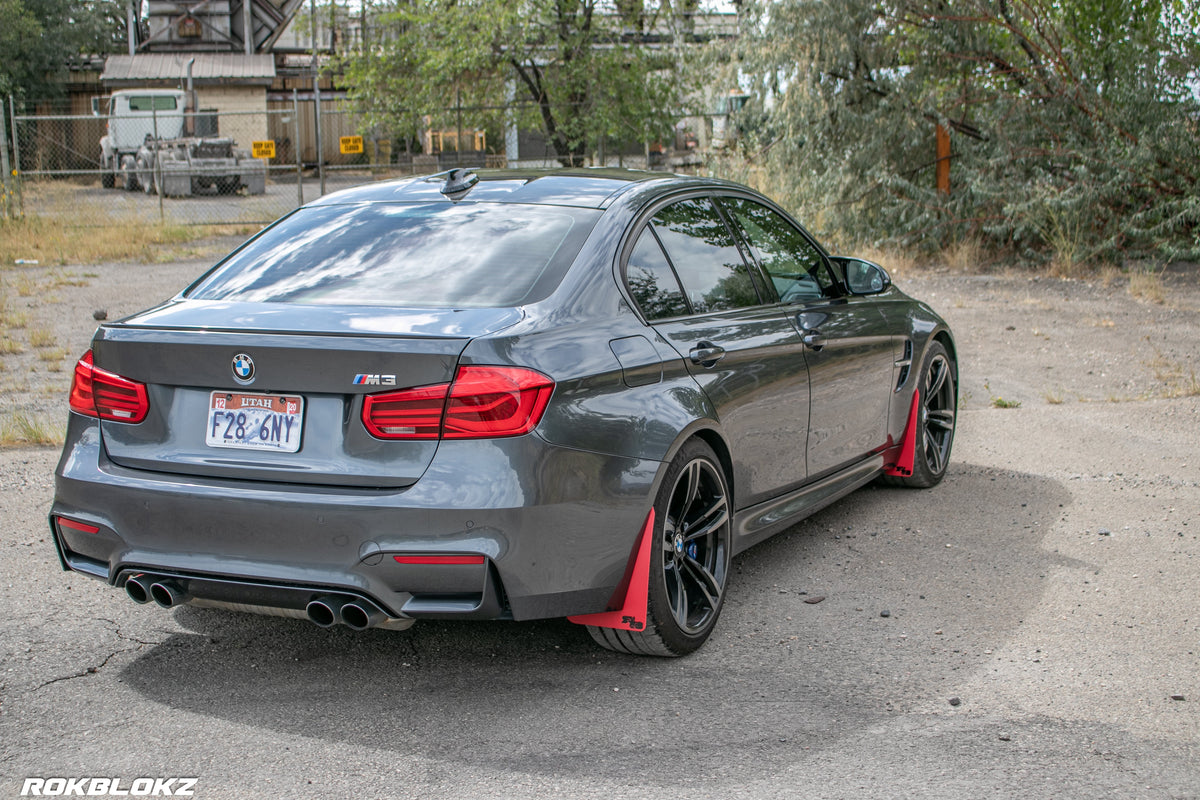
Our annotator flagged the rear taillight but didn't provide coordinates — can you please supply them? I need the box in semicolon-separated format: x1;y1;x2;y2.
68;350;150;424
362;365;553;440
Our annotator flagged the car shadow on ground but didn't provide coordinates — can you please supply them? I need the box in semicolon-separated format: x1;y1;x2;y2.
118;462;1078;787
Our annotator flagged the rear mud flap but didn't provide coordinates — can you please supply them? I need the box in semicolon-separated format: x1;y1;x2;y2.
568;509;655;632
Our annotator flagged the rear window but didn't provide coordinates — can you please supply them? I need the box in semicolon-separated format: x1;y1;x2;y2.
187;203;598;309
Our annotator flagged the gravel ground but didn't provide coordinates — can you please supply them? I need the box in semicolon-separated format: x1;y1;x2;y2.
0;246;1197;799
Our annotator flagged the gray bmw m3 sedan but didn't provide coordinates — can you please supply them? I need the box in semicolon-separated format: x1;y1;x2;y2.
50;168;957;656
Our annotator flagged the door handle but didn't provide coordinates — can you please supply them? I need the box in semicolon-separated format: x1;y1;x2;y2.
689;342;726;368
802;331;825;350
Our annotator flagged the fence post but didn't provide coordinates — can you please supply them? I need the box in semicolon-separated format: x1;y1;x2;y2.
314;77;325;196
0;96;11;220
293;89;304;207
153;106;164;222
9;95;24;217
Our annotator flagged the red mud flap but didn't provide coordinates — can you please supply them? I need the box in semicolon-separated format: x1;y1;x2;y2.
885;388;921;478
568;509;655;632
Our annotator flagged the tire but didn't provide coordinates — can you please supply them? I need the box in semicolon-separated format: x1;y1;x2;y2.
587;439;732;657
883;340;957;488
121;156;140;191
137;156;155;194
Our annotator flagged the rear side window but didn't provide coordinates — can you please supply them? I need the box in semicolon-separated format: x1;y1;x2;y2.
626;227;690;320
650;198;760;314
187;203;599;309
719;197;836;303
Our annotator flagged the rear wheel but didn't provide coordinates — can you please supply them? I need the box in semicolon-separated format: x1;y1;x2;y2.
587;439;732;657
885;340;956;488
121;156;140;191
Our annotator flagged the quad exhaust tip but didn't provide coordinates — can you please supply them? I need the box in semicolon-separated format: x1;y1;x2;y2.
150;580;189;609
125;573;154;604
306;595;391;631
305;596;345;628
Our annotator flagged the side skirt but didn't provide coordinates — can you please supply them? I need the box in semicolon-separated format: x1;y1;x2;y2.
731;455;885;554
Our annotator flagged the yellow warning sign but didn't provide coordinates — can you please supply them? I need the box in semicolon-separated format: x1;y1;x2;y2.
252;140;276;159
340;136;364;155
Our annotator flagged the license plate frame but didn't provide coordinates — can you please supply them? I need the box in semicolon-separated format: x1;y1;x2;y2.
205;391;304;453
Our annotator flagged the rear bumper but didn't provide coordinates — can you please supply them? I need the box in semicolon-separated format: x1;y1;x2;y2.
51;415;661;621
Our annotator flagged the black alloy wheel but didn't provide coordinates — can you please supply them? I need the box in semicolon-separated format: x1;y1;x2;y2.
885;339;957;488
587;439;732;656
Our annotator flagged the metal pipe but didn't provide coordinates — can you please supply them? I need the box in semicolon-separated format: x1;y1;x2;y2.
150;580;190;608
305;596;345;628
340;599;386;631
293;88;303;207
243;0;254;55
127;0;137;56
0;97;11;217
125;574;154;604
9;95;23;217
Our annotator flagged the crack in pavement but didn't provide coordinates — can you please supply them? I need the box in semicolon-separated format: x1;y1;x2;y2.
34;647;139;692
31;618;167;692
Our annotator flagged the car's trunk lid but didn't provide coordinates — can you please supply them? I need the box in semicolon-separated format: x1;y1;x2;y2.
93;300;522;488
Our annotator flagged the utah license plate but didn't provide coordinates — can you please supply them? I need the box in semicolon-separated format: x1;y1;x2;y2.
206;392;304;453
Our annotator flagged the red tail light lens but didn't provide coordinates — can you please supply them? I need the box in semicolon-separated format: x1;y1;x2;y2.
69;350;150;424
362;365;554;440
443;366;554;439
361;382;448;439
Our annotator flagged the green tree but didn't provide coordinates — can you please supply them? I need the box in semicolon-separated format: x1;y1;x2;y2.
717;0;1200;264
342;0;686;166
1;0;128;104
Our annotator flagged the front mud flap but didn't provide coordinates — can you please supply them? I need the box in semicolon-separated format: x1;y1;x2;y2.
885;388;921;477
568;509;655;632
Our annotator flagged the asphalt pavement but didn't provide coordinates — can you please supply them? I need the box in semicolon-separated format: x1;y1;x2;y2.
1;263;1197;799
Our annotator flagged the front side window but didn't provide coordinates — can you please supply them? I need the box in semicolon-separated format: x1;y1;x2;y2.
188;203;598;309
650;198;760;314
719;197;836;303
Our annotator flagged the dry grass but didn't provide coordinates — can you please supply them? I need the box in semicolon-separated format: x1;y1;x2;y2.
0;310;30;329
1129;268;1166;304
1098;264;1122;288
942;237;984;272
0;337;24;355
1043;389;1065;405
853;245;920;279
29;328;57;348
1148;350;1200;398
0;412;63;447
37;346;69;364
0;215;238;267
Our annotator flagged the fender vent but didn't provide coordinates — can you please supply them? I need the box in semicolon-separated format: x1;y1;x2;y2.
895;339;913;391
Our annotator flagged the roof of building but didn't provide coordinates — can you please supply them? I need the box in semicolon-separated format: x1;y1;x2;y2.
101;54;276;86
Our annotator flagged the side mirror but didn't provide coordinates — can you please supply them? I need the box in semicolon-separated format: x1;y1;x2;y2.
833;257;891;295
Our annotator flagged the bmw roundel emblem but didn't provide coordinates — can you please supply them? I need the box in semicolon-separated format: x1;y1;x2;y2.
232;353;255;383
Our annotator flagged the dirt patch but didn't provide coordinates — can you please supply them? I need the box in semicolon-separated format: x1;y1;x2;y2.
0;235;246;440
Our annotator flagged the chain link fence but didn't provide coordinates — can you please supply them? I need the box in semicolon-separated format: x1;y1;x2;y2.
1;94;710;228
